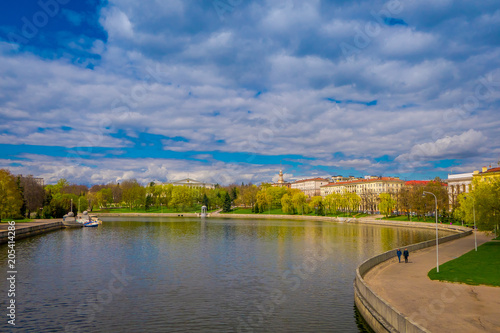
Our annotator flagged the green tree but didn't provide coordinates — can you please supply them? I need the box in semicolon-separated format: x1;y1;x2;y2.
0;169;23;220
292;192;307;215
455;178;500;231
281;193;294;214
309;196;324;215
223;191;232;212
379;193;395;217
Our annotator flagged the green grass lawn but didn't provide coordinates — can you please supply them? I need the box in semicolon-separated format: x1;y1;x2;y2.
93;206;210;214
428;242;500;287
378;215;463;225
494;235;500;240
0;218;34;223
222;208;368;218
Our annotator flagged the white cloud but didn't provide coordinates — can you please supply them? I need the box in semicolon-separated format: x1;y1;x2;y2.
396;129;487;162
100;7;134;40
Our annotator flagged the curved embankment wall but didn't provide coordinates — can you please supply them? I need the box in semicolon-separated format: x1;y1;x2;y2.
95;212;356;222
353;222;472;333
0;220;63;244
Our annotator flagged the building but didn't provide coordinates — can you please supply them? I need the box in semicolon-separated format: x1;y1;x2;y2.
447;172;474;208
272;169;291;188
291;178;330;197
473;166;500;182
165;178;215;189
320;176;404;212
320;177;404;197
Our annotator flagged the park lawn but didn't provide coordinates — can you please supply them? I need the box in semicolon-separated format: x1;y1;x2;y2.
494;235;500;240
93;206;204;214
428;242;500;287
378;215;463;226
0;218;34;223
222;208;368;218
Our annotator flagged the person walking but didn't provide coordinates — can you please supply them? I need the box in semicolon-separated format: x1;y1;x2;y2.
396;249;402;263
403;248;409;263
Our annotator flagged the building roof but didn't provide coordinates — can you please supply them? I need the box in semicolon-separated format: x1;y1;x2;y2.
292;177;330;184
448;172;474;180
167;178;214;185
321;177;403;187
405;180;430;186
480;167;500;174
405;180;447;186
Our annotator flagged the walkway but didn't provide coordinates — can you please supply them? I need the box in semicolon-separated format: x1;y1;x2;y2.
364;232;500;333
0;220;63;244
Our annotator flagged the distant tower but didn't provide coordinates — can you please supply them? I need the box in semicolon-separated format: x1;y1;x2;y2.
278;169;284;184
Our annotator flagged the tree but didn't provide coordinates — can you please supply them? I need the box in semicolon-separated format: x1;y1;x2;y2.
223;191;232;212
121;179;145;210
292;192;307;215
309;196;324;215
455;178;500;231
0;169;23;220
324;193;342;215
379;193;395;217
281;193;294;214
18;175;45;218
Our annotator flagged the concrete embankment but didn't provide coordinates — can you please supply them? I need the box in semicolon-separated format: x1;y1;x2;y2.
95;212;356;222
0;220;63;244
353;221;472;333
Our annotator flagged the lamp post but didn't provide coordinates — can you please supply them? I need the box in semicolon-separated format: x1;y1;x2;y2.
464;195;477;251
423;191;439;273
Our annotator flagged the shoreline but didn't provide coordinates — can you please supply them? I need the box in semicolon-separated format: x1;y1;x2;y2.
2;214;477;332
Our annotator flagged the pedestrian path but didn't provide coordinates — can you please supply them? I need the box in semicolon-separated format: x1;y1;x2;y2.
364;232;500;333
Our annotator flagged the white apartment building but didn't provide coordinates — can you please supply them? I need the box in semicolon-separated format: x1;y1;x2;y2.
320;177;405;197
447;172;474;208
291;178;330;197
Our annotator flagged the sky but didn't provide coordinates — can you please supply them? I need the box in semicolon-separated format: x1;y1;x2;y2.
0;0;499;186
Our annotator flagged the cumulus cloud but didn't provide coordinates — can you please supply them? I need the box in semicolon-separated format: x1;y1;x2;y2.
396;129;488;162
1;0;499;184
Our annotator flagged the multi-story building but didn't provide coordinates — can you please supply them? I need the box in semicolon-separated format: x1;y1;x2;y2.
473;166;500;182
320;177;404;196
447;172;474;208
320;177;405;212
165;178;215;189
291;178;330;197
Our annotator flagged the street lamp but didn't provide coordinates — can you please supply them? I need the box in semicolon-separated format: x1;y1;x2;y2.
464;195;477;251
423;191;439;273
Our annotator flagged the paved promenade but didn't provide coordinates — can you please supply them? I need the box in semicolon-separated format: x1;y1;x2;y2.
0;220;63;244
364;232;500;333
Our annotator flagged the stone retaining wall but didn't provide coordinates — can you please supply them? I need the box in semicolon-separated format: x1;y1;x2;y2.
354;224;472;333
0;221;63;244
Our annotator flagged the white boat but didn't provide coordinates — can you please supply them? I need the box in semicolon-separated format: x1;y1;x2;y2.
77;211;101;224
62;212;83;228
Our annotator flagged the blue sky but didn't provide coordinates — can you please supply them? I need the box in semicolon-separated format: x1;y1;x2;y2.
1;0;499;185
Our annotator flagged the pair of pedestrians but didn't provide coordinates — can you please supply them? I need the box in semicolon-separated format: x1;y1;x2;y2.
396;248;409;263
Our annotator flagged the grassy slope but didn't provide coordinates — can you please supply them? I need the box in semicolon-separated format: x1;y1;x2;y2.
428;242;500;287
222;208;368;218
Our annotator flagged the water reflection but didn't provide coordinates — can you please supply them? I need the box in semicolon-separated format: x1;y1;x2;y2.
0;218;449;332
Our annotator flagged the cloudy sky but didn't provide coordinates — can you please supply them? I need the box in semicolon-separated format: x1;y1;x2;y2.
1;0;499;186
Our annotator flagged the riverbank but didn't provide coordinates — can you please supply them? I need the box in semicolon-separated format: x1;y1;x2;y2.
363;232;499;332
0;219;63;244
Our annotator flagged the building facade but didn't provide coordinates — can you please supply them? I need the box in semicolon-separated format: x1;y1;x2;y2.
473;166;500;182
165;178;215;189
291;178;330;197
447;172;474;208
320;177;404;196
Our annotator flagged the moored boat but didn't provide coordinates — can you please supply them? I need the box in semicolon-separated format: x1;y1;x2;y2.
62;212;83;228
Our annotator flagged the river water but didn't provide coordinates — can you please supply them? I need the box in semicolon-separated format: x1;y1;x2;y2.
1;217;449;332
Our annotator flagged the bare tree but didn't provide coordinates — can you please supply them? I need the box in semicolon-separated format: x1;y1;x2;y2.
19;175;45;218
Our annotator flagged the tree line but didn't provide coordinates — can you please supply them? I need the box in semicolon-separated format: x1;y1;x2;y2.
1;168;498;231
